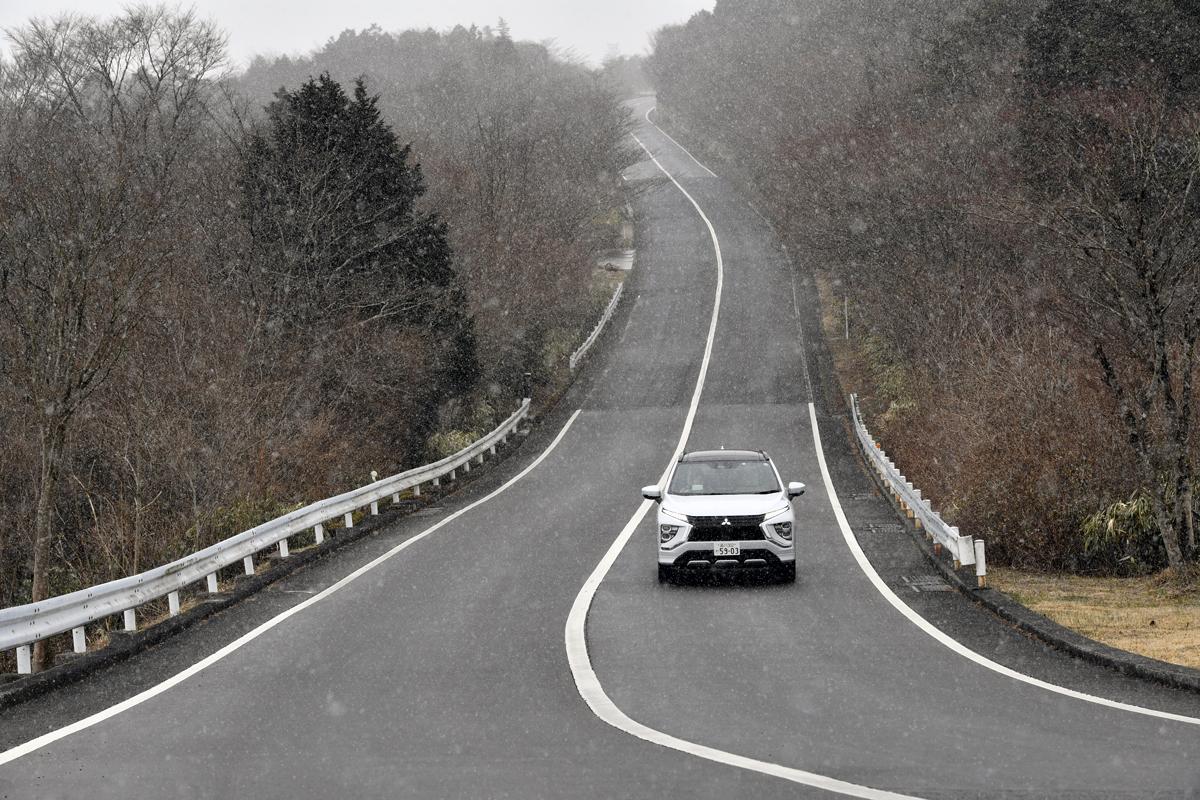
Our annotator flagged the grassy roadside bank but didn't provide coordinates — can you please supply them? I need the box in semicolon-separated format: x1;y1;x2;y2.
812;268;1200;671
991;568;1200;669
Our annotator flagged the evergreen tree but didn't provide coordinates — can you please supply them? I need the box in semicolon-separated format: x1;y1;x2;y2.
241;73;478;398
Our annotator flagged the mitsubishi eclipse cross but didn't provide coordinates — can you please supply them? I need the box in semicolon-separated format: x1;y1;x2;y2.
642;450;805;583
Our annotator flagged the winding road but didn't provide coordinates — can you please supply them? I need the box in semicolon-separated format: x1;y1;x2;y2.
1;96;1197;800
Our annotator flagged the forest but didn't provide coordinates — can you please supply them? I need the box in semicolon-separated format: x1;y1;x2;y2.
650;0;1200;574
0;7;633;669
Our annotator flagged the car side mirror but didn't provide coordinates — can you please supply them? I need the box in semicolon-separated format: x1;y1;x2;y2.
787;482;806;499
641;485;662;502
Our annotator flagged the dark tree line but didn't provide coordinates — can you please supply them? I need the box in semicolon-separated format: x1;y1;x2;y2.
651;0;1200;572
0;7;633;671
238;24;637;391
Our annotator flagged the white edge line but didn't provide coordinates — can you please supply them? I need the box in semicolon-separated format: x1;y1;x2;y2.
564;132;925;800
645;106;719;179
643;90;1195;729
807;403;1200;727
0;410;584;767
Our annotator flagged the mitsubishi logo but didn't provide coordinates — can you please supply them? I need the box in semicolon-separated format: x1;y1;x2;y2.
721;518;732;526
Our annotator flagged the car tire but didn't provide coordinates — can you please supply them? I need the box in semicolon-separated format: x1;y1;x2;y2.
776;562;796;583
657;565;675;584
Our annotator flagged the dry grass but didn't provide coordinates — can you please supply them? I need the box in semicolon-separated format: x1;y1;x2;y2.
815;272;867;396
992;567;1200;669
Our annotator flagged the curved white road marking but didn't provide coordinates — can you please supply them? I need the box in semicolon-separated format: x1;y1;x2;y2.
806;403;1200;727
645;106;719;179
565;129;925;799
567;100;1199;799
643;95;1200;729
0;410;583;767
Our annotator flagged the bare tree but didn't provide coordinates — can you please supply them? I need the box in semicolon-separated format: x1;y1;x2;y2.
1023;87;1200;569
0;6;226;670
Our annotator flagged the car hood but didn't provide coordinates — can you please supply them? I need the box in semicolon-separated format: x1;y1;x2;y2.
660;492;789;518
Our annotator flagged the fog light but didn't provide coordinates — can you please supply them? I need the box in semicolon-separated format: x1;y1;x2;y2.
773;522;793;540
660;524;680;543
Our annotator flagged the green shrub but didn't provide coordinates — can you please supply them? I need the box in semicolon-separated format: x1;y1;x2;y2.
428;430;476;460
1081;491;1166;575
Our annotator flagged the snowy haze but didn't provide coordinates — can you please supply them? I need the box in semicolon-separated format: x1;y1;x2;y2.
0;0;714;67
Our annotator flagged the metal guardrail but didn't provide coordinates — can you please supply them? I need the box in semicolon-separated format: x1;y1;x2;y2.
849;394;984;579
2;400;532;674
569;282;624;372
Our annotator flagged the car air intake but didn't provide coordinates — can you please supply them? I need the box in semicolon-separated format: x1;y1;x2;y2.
687;514;765;542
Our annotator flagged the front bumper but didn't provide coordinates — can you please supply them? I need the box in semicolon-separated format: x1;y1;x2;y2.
658;539;794;568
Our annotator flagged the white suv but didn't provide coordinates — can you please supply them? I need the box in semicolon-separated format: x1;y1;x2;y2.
642;450;805;583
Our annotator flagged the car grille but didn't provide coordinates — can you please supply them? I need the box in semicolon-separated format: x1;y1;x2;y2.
686;514;765;542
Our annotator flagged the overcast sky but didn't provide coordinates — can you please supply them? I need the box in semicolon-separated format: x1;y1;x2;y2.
0;0;714;67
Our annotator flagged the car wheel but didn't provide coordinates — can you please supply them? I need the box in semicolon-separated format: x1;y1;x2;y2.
658;565;675;584
776;562;796;583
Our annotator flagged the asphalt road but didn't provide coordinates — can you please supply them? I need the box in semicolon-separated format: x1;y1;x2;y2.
1;96;1197;799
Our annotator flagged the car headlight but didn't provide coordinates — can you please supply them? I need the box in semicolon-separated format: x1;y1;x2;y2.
660;524;681;544
762;504;790;520
772;521;793;540
660;507;689;523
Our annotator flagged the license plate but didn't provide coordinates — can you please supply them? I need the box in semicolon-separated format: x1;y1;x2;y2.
713;543;740;557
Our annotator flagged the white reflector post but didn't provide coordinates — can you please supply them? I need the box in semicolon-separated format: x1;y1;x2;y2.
975;539;987;588
16;645;31;675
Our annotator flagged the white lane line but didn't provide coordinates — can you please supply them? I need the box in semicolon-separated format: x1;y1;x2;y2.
644;106;719;179
643;92;1196;726
0;411;583;767
807;403;1200;727
791;274;815;403
565;133;925;799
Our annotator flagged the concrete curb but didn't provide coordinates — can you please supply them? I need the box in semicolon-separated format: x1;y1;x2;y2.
845;414;1200;695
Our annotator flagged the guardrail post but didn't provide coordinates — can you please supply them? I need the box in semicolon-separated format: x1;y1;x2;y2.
413;484;421;498
314;523;324;545
463;461;471;474
343;512;354;528
975;540;987;588
449;469;457;481
432;477;440;488
123;609;137;632
370;501;379;516
72;626;86;654
278;538;289;558
206;573;219;593
168;591;181;616
476;453;485;465
391;492;401;504
16;645;31;675
489;445;497;456
243;555;255;576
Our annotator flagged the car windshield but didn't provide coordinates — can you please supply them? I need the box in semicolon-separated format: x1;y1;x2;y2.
667;460;780;496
